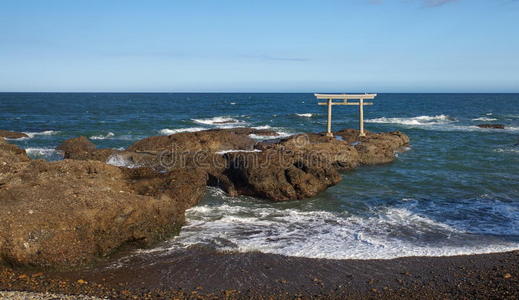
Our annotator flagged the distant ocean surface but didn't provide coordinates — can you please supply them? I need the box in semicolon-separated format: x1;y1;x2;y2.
2;93;519;260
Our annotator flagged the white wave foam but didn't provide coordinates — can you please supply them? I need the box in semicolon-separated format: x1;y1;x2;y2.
216;149;262;155
106;154;140;168
90;132;115;140
295;113;313;118
495;148;519;154
252;125;272;130
145;188;519;260
18;130;59;139
25;148;64;160
159;127;206;135
366;115;519;133
472;117;498;122
192;116;246;127
366;115;454;126
249;129;293;140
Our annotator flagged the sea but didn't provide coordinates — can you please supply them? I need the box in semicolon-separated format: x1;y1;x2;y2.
1;93;519;260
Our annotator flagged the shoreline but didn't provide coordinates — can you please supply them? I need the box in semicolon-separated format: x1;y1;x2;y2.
1;248;517;299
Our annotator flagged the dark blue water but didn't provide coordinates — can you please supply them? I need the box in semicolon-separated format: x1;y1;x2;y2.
2;93;519;259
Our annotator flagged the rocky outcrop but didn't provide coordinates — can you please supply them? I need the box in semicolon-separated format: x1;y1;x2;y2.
0;130;28;139
221;149;341;201
127;128;277;153
211;130;409;201
335;129;410;165
477;124;505;129
0;127;410;268
0;141;207;268
57;136;117;162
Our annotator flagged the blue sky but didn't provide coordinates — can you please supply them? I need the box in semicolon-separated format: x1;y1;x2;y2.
0;0;518;92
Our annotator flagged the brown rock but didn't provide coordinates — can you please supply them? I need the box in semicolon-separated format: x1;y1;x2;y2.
335;129;410;165
220;149;342;201
477;124;505;129
0;158;207;268
0;130;28;139
57;136;117;162
127;128;276;153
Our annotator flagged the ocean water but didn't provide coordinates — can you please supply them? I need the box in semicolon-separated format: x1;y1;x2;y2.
2;93;519;260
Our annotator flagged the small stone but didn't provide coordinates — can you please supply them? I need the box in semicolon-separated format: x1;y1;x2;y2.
503;273;512;279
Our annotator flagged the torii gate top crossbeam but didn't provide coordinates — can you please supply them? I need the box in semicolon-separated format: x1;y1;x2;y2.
314;93;377;100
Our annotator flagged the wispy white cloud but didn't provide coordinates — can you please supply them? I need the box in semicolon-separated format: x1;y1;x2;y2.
424;0;459;7
368;0;460;7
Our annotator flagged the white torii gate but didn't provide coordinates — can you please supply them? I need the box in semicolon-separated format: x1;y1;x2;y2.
315;93;377;138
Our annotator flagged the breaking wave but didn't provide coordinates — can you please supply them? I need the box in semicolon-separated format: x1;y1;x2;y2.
192;116;246;128
295;113;313;118
25;148;64;160
366;115;519;133
106;154;140;168
495;147;519;154
90;132;115;140
12;130;60;140
143;188;519;260
366;115;455;126
472;117;498;122
159;127;206;135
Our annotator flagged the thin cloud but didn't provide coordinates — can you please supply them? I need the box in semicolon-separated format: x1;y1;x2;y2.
424;0;459;7
243;54;310;62
368;0;460;7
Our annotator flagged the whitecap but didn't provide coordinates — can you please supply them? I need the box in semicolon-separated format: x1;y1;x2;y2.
159;127;206;135
295;113;313;118
366;115;454;126
191;116;246;127
252;125;272;130
494;148;519;154
472;117;498;122
366;115;519;133
18;130;59;139
90;132;115;140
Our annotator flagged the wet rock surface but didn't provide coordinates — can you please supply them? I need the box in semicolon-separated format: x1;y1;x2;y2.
477;124;506;129
0;130;28;139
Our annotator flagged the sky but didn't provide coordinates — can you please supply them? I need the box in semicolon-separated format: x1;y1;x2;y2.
0;0;518;93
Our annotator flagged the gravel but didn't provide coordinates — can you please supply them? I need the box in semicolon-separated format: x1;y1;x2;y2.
0;291;105;300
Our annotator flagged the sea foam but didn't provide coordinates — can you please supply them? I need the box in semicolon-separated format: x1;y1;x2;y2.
90;132;115;140
11;130;60;140
106;154;140;168
366;115;454;126
25;148;64;160
192;116;246;127
159;127;206;135
295;113;313;118
143;188;519;260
